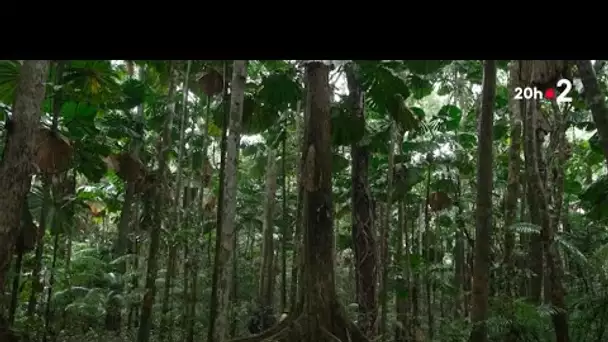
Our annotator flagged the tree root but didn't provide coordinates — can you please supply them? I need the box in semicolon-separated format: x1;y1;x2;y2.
229;305;370;342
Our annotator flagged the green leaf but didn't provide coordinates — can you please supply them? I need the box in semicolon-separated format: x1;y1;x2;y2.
390;96;421;133
62;102;99;139
508;222;540;234
493;123;509;141
120;79;146;110
437;214;453;227
403;60;451;75
396;287;409;299
248;104;279;134
457;132;477;149
331;102;365;146
369;123;392;154
257;72;302;112
495;85;509;109
0;60;20;104
62;102;97;121
436;105;462;131
564;178;582;194
407;75;433;99
437;104;462;120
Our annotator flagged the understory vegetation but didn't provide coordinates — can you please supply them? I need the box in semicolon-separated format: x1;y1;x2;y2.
0;60;607;342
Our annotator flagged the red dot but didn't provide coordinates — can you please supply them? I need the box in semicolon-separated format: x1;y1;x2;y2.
545;88;556;99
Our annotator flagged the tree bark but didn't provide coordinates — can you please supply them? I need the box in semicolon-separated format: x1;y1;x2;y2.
575;60;608;168
0;60;50;292
212;60;247;342
469;60;497;342
504;61;523;297
346;62;377;338
259;149;278;307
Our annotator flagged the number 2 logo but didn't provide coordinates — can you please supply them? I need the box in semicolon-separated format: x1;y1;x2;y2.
556;79;573;103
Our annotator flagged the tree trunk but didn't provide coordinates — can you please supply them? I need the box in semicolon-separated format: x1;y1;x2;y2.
136;61;177;342
280;134;289;313
289;100;304;311
0;60;49;291
423;166;432;339
504;61;523;297
208;61;232;342
227;61;368;342
379;125;395;339
469;60;497;342
394;200;407;342
211;60;247;342
346;62;377;338
521;72;569;341
27;61;64;320
575;60;608;167
259;149;278;308
159;60;191;342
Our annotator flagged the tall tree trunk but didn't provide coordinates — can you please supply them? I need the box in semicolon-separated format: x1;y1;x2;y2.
211;60;247;342
454;177;466;317
27;61;64;319
379;125;395;339
208;61;231;342
504;61;523;296
238;61;369;342
289;101;304;311
136;61;177;342
0;60;49;294
188;93;213;342
346;62;377;338
422;166;432;339
293;60;366;341
469;60;497;342
523;96;569;342
503;61;523;342
280;134;289;313
394;199;407;342
159;60;191;342
259;149;278;308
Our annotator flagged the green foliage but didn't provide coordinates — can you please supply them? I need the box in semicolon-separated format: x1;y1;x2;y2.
331;99;365;146
0;60;20;103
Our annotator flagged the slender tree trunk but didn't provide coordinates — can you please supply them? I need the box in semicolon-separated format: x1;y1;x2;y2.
211;60;247;342
137;62;177;342
423;166;433;339
454;178;466;315
379;125;395;339
469;60;497;342
159;60;191;342
208;61;231;342
280;134;289;313
346;62;377;338
394;199;407;342
259;149;278;308
504;61;523;296
289;101;304;311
